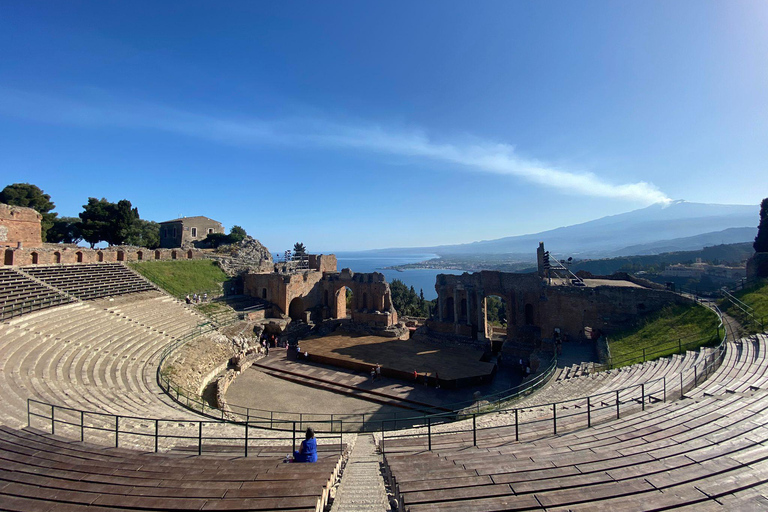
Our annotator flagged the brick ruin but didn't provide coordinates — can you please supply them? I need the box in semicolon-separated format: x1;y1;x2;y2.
427;243;690;360
0;202;208;266
0;204;42;249
243;255;398;328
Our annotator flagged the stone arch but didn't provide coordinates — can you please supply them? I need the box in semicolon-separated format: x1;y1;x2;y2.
525;303;534;325
76;251;83;263
4;249;14;266
483;293;507;349
30;252;38;265
154;250;161;260
136;250;143;261
443;297;455;322
116;251;125;262
187;250;193;259
262;288;267;299
288;297;305;321
334;286;352;319
324;290;329;307
171;250;177;260
362;292;368;310
53;252;61;264
460;297;468;322
97;251;104;262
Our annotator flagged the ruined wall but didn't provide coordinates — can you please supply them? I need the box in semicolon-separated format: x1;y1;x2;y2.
0;204;42;249
0;244;206;267
309;254;337;273
242;265;398;328
427;269;689;357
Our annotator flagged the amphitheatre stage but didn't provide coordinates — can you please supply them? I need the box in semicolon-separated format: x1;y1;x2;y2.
297;333;497;388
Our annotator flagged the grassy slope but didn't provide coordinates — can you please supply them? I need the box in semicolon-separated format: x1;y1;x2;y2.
128;260;229;298
726;279;768;333
607;303;721;367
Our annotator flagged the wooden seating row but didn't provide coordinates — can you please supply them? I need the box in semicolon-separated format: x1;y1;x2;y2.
384;389;768;511
0;426;342;511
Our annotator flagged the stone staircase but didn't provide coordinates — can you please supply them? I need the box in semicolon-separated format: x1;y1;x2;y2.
331;434;390;512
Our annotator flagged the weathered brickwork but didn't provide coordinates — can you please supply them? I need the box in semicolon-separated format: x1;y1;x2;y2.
1;245;206;267
427;269;689;358
0;203;42;249
242;254;398;328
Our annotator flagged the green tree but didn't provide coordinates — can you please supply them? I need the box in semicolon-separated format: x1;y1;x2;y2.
293;242;306;257
229;225;247;243
755;198;768;253
47;216;82;244
125;219;160;249
390;279;429;317
0;183;57;241
78;198;139;247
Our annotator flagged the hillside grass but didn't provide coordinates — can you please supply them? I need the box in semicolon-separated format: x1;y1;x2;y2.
723;279;768;333
128;260;229;298
607;303;721;368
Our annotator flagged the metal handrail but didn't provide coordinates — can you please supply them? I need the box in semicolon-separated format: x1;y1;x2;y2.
27;398;344;457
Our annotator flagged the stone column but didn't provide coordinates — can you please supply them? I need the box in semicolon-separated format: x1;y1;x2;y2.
466;288;472;326
453;287;459;325
438;292;444;322
477;291;486;339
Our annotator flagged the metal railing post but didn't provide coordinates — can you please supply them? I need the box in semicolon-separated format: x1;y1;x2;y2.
26;400;30;428
663;377;666;402
198;422;203;456
51;404;55;435
80;411;84;442
616;390;620;419
154;419;159;453
115;416;119;448
587;396;591;427
694;366;697;387
473;414;477;447
427;417;432;451
641;384;645;411
553;404;557;435
515;409;519;441
244;420;249;458
292;421;297;454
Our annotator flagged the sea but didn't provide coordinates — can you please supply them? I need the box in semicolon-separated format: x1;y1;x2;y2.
333;251;466;300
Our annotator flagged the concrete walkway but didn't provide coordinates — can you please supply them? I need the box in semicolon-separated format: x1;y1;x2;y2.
331;434;390;512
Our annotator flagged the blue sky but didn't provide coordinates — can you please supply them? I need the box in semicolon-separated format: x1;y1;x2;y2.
1;1;766;252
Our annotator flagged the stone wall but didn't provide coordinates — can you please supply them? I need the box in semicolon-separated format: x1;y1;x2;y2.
0;203;42;249
242;261;398;328
0;244;206;267
428;269;690;359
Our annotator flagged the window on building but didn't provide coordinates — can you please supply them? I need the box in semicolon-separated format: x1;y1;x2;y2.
208;228;214;234
191;227;197;238
172;227;177;237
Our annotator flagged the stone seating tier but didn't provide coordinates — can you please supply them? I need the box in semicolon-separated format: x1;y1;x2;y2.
0;268;73;320
22;263;155;301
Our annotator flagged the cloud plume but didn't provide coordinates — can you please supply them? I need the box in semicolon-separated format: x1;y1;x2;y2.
0;88;671;204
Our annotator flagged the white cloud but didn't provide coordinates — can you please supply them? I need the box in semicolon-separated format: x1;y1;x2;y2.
0;88;671;204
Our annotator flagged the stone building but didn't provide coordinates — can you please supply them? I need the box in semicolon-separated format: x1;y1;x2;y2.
0;203;42;250
159;216;224;248
242;254;398;328
427;243;690;360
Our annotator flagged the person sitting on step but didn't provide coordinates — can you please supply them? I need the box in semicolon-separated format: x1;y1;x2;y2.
292;427;318;463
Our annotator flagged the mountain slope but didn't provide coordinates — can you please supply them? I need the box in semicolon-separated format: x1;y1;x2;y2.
430;201;757;257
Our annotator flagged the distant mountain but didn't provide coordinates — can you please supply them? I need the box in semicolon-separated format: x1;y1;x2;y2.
425;200;758;259
608;227;757;257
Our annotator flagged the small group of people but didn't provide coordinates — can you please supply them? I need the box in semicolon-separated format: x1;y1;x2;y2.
287;427;317;463
185;292;207;304
369;364;382;383
412;369;441;388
